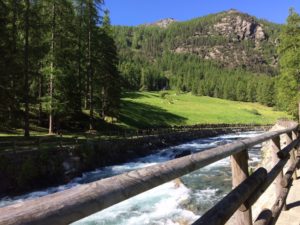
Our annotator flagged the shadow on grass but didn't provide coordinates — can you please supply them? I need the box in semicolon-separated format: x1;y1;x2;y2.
120;100;187;129
121;92;152;99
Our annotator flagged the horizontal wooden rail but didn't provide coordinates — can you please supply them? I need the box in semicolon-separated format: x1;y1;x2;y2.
191;168;267;225
277;138;300;159
240;157;289;211
253;209;272;225
269;180;292;225
0;124;297;225
281;156;300;187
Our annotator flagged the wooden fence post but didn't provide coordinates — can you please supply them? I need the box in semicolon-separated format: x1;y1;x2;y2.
271;136;285;205
231;149;252;225
298;102;300;124
292;129;299;157
285;132;297;180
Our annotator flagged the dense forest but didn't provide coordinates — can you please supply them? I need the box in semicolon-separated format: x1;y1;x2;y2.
0;0;121;136
113;10;280;107
1;4;299;136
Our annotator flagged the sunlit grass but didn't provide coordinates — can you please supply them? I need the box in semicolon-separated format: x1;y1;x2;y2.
119;91;291;128
0;91;292;136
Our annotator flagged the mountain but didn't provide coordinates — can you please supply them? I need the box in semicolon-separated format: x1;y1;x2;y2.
113;9;281;106
145;18;177;28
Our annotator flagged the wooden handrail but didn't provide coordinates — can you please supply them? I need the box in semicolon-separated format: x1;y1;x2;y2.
240;157;289;211
0;124;298;225
281;156;300;187
192;168;268;225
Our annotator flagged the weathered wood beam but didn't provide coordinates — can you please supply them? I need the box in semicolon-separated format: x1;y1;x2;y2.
271;136;284;198
269;181;292;225
281;156;300;187
192;168;267;225
285;133;297;178
277;138;300;159
253;209;272;225
0;125;296;225
240;157;289;211
292;130;299;178
231;150;252;225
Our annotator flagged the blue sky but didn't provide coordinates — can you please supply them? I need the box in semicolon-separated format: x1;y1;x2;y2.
104;0;300;26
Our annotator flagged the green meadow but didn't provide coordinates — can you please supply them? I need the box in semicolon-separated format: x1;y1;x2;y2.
119;91;291;128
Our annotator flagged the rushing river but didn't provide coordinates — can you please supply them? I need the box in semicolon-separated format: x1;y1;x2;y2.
0;131;263;225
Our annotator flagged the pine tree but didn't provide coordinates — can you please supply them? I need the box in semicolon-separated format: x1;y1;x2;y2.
23;0;30;137
99;10;121;119
0;1;10;126
276;8;300;116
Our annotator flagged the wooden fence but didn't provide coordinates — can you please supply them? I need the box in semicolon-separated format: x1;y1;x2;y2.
0;124;297;225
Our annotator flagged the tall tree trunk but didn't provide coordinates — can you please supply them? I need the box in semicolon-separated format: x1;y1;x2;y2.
88;0;93;130
84;80;88;110
9;0;17;125
24;0;30;137
49;2;55;134
38;72;43;126
77;0;83;113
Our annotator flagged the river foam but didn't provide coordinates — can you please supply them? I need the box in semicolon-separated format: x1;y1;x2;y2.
0;131;263;224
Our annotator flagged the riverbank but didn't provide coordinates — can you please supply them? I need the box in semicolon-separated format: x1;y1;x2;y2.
0;126;265;196
0;131;263;225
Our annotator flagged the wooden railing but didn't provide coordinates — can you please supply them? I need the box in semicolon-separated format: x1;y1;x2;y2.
0;124;298;225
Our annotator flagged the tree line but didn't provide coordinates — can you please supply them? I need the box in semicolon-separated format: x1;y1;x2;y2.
0;0;121;136
119;51;276;106
112;12;279;108
115;9;300;116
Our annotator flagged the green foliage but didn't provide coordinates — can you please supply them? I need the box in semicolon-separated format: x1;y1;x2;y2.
0;0;121;134
113;11;280;107
118;51;276;106
97;10;121;118
276;8;300;117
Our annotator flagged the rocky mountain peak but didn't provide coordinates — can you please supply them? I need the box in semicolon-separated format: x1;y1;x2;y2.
147;18;177;28
226;9;240;14
214;11;267;43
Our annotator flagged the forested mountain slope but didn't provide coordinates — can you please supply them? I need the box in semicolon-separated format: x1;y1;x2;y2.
113;9;281;106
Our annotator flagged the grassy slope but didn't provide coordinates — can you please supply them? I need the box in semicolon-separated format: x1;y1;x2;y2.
119;91;291;128
0;91;291;136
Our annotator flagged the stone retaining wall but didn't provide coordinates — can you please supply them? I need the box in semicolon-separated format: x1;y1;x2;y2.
0;127;264;196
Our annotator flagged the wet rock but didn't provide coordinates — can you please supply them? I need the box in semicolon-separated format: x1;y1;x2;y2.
63;156;81;176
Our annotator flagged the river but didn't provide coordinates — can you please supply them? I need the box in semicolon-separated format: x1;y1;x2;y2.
0;131;263;225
